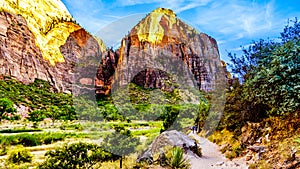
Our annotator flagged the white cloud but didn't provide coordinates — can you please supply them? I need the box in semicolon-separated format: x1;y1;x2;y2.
114;0;212;14
230;43;253;52
195;0;275;40
114;0;161;6
62;0;109;33
96;14;145;48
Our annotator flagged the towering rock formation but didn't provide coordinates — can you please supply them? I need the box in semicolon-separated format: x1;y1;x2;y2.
0;0;105;93
95;8;225;96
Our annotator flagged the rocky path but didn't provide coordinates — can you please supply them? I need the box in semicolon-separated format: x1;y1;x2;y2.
187;133;248;169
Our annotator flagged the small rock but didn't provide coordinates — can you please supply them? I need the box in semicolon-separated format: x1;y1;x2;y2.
256;137;262;143
265;133;270;142
248;145;265;153
246;154;252;161
216;161;224;166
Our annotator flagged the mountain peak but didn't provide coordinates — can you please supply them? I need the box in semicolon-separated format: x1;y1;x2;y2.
130;7;197;45
152;7;176;17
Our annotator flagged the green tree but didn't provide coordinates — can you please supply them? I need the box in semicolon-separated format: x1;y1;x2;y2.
195;101;210;132
245;39;300;114
61;105;77;121
38;142;115;169
28;110;46;128
160;105;182;133
102;126;140;168
228;18;300;116
74;97;104;121
46;106;61;126
0;98;17;122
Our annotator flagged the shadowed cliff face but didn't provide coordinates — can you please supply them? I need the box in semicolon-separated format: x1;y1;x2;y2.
95;8;225;96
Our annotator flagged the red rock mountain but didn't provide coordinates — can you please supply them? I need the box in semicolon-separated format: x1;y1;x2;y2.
0;2;226;96
95;8;226;96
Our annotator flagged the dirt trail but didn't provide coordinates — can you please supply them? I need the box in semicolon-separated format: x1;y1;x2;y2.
187;133;248;169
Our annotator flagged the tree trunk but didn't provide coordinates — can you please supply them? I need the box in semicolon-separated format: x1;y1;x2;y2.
120;156;122;169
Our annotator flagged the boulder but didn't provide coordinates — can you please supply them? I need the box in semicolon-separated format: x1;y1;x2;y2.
137;130;200;163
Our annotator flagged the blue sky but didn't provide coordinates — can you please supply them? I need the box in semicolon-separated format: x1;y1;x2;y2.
61;0;300;62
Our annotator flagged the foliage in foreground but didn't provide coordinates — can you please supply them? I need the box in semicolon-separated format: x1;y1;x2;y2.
166;146;190;169
102;126;140;157
6;145;32;164
38;142;116;169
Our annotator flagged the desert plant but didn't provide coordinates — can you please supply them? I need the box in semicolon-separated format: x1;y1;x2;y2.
167;146;190;169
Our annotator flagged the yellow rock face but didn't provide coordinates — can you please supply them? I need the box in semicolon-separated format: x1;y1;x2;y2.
0;0;80;65
94;36;107;53
134;7;197;44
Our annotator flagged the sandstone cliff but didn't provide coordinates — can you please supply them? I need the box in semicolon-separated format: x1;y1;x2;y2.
95;8;225;96
0;0;105;93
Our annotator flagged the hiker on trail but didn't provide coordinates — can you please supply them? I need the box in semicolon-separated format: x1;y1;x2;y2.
192;125;197;133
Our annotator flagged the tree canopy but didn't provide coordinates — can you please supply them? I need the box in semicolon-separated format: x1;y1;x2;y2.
0;98;17;122
227;18;300;116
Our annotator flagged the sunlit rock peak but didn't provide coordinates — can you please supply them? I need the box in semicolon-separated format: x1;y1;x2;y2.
0;0;80;65
131;7;198;44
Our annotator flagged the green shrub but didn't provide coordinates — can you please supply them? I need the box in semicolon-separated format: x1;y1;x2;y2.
38;142;116;169
74;124;83;131
4;163;30;169
18;134;42;146
43;133;65;144
0;128;42;133
0;132;84;148
6;145;32;164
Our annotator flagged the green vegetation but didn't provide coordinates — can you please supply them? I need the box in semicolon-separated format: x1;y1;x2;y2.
28;110;47;128
101;126;140;168
0;78;72;110
6;145;32;164
227;19;299;117
38;142;116;169
0;98;18;122
0;129;42;133
166;146;190;169
131;128;160;136
216;19;300;135
0;78;77;123
0;132;88;148
208;18;300;167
